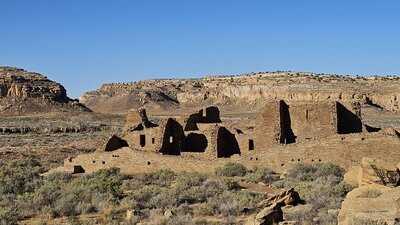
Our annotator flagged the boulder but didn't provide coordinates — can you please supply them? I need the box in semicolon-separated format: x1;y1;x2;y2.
359;157;400;187
338;185;400;225
257;188;302;208
164;210;174;219
247;202;284;225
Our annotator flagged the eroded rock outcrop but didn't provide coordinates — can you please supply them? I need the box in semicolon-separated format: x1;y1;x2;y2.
345;157;400;187
80;71;400;114
257;188;302;208
0;67;90;114
339;158;400;225
0;67;68;101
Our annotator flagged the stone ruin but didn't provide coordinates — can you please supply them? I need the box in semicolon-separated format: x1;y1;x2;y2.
62;100;400;175
102;100;370;158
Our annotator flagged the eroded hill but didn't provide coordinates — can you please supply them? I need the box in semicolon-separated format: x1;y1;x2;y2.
0;66;89;115
80;71;400;116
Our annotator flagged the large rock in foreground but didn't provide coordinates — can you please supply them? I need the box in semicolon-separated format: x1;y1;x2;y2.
338;185;400;225
344;157;400;187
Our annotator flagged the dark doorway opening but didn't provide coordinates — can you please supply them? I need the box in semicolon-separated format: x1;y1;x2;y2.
217;127;241;158
73;165;85;174
280;101;296;144
140;135;146;147
185;133;208;152
249;139;254;151
160;118;184;155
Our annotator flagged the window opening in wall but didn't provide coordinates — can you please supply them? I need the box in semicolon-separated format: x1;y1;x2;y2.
147;161;151;165
102;161;105;164
152;138;155;144
306;110;309;119
169;136;173;143
140;135;146;147
248;139;254;151
69;157;73;162
92;161;96;163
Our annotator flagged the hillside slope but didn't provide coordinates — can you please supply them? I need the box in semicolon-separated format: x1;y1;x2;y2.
80;71;400;116
0;67;89;115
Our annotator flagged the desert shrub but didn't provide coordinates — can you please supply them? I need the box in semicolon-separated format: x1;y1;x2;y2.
280;163;353;224
206;192;243;216
130;185;162;209
359;189;383;198
220;178;240;191
350;217;388;225
46;171;73;184
215;162;247;177
121;177;141;190
287;163;344;182
141;169;175;187
232;191;263;208
245;167;279;184
192;203;214;216
285;204;316;225
0;207;19;225
175;172;206;189
199;180;225;199
52;168;125;217
0;159;43;195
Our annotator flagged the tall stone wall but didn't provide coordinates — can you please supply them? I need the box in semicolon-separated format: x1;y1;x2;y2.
289;101;337;142
254;101;282;151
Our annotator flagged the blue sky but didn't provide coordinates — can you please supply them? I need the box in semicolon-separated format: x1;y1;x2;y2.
0;1;399;98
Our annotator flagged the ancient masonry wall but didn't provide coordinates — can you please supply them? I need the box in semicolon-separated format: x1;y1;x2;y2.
289;101;337;142
254;101;281;151
65;133;400;175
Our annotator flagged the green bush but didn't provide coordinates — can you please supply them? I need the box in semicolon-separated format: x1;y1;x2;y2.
141;169;175;187
350;217;388;225
220;178;240;191
245;167;279;184
287;163;345;182
175;172;206;189
215;163;247;177
359;189;383;198
0;207;19;225
0;159;43;195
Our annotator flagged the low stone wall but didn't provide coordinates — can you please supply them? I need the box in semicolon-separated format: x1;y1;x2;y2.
65;132;400;175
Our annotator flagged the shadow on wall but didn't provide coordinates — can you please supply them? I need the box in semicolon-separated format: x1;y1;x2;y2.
280;101;296;144
160;118;185;155
185;133;208;152
337;103;362;134
217;127;241;158
104;135;129;151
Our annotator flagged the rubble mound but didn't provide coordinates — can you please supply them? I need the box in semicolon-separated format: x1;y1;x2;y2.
0;66;90;115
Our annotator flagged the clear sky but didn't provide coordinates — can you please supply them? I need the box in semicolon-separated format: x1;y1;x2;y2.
1;1;399;98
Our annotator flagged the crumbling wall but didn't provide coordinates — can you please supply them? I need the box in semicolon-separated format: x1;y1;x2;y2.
124;108;157;132
254;101;282;151
159;118;185;155
184;106;222;131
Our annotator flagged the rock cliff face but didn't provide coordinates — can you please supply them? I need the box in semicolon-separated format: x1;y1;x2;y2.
0;67;89;115
80;71;400;115
0;67;68;102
